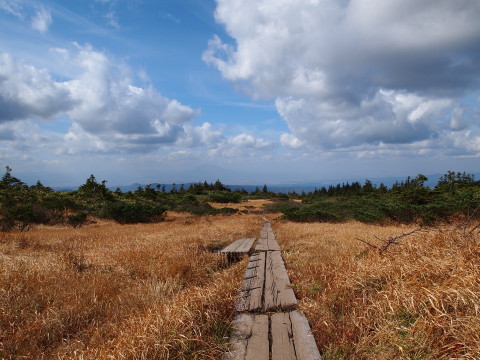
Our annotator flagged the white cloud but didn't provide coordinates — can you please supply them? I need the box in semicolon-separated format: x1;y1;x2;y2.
0;0;23;18
0;52;74;122
55;44;199;152
205;0;480;156
1;1;52;33
181;122;224;147
228;133;274;149
31;6;52;32
105;11;119;29
0;46;211;154
280;133;305;149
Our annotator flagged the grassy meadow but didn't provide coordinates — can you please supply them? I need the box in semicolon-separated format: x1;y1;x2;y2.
1;201;479;359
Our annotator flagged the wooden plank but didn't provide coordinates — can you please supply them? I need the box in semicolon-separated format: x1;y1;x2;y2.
264;251;297;311
236;252;266;312
256;221;282;251
234;238;256;254
224;313;269;360
221;238;256;255
245;314;269;360
221;240;243;253
271;312;296;360
256;236;281;251
290;311;321;360
247;251;265;312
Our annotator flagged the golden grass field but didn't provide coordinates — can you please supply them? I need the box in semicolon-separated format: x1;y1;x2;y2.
1;202;479;359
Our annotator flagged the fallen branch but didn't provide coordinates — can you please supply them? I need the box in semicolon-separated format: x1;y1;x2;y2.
356;227;431;254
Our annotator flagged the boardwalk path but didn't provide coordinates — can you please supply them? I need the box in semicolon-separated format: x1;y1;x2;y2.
223;218;321;360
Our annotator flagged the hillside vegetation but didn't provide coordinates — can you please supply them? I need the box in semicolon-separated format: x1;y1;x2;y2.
272;172;480;225
1;167;479;232
1;167;479;359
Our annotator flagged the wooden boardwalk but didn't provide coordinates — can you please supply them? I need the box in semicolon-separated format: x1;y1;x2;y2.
255;220;281;251
225;311;320;360
220;238;256;258
236;250;297;312
224;219;321;360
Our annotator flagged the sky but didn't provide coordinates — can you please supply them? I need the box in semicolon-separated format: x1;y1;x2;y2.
1;0;480;187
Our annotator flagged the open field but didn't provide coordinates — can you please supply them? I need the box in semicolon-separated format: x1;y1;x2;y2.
208;199;274;211
277;221;480;359
0;214;262;359
1;211;479;359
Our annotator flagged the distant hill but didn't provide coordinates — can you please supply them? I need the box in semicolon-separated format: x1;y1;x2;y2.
53;172;479;193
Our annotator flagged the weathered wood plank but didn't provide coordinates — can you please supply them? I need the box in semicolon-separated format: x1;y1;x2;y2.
224;313;269;360
236;251;266;312
264;251;297;311
290;311;321;360
256;220;282;251
256;235;281;251
221;238;256;255
271;312;296;360
235;238;256;253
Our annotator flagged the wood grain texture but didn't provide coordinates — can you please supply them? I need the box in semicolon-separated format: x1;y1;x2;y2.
264;251;297;311
290;311;321;360
221;238;256;255
224;313;269;360
236;251;266;312
256;221;282;251
271;312;297;360
227;220;320;359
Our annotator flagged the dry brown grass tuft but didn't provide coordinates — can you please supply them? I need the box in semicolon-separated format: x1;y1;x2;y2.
3;210;479;359
275;220;480;359
0;215;260;359
208;199;274;211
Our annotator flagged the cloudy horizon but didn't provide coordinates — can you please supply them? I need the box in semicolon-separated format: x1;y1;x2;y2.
1;0;479;187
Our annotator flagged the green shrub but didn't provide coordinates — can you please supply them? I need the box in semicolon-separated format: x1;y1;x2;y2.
345;197;387;223
67;212;88;228
281;204;343;222
102;201;165;224
264;200;302;213
207;191;242;203
212;207;237;215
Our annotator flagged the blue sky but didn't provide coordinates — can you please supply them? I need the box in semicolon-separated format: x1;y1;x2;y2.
1;0;480;187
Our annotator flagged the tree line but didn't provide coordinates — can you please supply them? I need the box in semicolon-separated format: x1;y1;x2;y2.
1;166;479;231
273;172;480;224
0;167;277;231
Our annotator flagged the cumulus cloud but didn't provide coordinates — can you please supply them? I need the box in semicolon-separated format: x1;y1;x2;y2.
61;44;199;152
0;46;210;154
181;122;224;147
205;0;480;155
0;52;74;122
228;133;274;150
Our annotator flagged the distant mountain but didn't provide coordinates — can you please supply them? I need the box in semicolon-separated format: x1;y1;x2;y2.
53;172;480;193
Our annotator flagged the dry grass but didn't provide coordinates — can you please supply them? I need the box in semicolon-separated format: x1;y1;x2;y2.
0;215;262;360
208;199;274;211
2;209;479;359
275;220;480;359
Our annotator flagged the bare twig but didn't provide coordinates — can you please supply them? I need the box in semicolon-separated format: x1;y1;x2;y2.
355;227;431;254
456;204;480;234
355;237;380;251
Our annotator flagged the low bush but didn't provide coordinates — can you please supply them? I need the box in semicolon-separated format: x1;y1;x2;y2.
207;191;242;203
102;201;166;224
67;212;88;228
281;203;343;222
